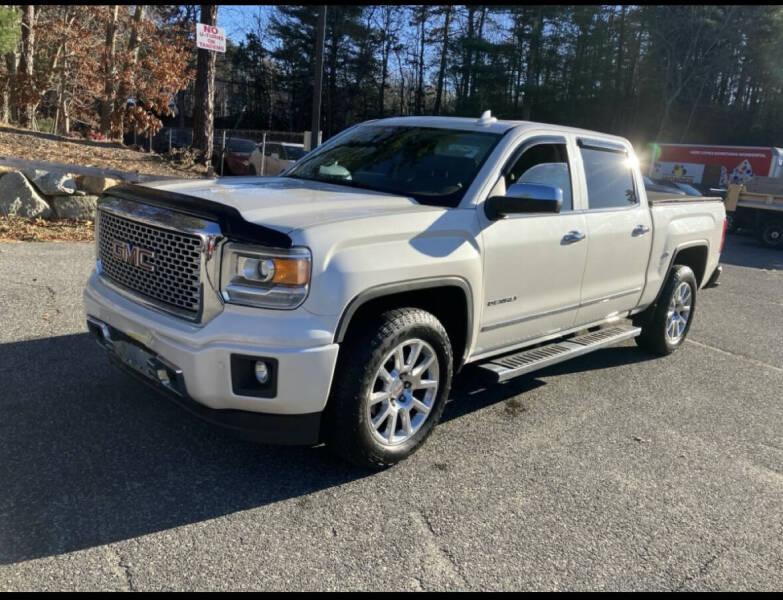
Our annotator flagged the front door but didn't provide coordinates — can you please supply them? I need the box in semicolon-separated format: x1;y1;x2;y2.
477;137;589;357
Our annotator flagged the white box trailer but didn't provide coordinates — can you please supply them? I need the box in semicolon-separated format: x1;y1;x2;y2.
649;143;783;186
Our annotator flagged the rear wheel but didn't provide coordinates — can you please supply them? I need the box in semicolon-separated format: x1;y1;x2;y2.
757;219;783;249
634;265;697;355
725;212;737;234
324;308;453;469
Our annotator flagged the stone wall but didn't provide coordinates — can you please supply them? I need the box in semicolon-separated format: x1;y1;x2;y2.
0;167;118;221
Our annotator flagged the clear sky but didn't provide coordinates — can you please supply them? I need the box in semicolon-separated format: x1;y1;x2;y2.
219;5;275;44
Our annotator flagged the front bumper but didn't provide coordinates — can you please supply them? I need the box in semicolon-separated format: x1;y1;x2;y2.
83;270;340;443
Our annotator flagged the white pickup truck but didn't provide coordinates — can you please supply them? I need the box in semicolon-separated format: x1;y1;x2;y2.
84;114;726;468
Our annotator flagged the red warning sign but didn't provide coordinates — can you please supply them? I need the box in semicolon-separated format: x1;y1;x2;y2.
196;23;226;53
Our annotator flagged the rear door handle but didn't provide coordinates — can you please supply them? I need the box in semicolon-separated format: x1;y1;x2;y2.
561;231;585;244
632;225;650;236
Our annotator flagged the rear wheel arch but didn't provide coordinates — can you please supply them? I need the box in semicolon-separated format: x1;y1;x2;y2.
669;243;709;289
334;277;474;369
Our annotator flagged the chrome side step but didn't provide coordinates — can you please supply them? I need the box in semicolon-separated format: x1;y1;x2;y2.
476;324;641;382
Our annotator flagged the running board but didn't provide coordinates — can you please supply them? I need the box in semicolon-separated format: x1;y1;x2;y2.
476;325;641;382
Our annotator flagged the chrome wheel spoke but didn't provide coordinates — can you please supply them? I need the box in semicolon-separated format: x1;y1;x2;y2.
372;402;392;429
415;378;438;390
369;390;390;406
411;398;430;415
400;409;413;435
412;353;435;378
406;342;423;373
384;409;398;440
393;346;405;374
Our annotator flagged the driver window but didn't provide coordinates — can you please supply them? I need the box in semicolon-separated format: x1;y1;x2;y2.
506;143;572;211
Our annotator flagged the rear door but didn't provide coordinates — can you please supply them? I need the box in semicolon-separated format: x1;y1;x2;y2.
573;139;653;325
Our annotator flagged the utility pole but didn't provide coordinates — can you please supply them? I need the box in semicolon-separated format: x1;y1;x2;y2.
311;6;326;149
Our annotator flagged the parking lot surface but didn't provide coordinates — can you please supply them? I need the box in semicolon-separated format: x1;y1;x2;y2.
0;235;781;591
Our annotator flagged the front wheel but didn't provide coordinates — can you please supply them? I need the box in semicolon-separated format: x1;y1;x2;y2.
324;308;453;469
634;265;697;355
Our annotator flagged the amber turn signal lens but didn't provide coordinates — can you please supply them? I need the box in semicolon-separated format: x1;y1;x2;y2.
270;257;309;285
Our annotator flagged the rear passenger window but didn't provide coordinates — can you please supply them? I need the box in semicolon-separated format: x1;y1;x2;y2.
580;147;637;209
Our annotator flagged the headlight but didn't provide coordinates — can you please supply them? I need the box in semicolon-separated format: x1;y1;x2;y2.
220;243;311;309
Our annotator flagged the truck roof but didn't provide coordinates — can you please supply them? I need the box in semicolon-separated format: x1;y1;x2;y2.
372;115;630;146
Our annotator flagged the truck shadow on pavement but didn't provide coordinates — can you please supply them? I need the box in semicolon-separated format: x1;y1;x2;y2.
0;332;656;565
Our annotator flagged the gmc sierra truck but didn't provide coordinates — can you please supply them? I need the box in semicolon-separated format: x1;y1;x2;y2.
83;113;726;468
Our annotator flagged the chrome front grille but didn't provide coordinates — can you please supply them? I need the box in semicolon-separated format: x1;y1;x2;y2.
97;208;203;315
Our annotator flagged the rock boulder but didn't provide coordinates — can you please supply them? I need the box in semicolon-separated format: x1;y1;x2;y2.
0;171;53;219
49;195;99;220
22;169;77;196
76;175;120;195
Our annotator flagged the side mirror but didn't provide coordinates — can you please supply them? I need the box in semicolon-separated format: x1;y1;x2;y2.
485;182;563;220
270;152;280;160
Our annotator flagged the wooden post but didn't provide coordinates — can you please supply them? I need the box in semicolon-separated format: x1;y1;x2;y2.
220;130;226;176
260;132;266;176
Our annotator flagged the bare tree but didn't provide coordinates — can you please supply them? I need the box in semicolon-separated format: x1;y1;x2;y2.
433;5;452;115
16;5;34;128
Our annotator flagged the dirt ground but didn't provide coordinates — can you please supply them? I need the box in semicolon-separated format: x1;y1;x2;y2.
0;125;208;180
0;216;94;243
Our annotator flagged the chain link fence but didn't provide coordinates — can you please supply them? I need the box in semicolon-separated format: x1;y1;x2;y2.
127;127;309;177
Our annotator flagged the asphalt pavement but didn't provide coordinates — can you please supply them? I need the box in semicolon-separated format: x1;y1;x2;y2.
0;234;781;591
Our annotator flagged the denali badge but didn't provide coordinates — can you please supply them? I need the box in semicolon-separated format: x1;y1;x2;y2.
110;240;155;272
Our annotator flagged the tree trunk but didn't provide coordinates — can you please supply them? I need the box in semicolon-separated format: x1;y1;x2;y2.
17;5;35;129
414;6;426;114
2;50;18;124
100;6;119;136
192;5;218;165
113;5;145;139
433;6;451;115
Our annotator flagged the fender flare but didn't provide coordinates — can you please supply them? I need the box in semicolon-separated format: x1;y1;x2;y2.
333;276;474;364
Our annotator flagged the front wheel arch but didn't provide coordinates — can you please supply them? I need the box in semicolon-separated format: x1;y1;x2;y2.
334;277;474;369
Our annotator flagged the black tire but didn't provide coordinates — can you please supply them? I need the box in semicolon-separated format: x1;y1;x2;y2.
725;212;737;234
324;307;453;469
633;265;697;356
756;219;783;249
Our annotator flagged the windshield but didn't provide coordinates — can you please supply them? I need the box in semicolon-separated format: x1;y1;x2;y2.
284;146;306;161
285;125;502;207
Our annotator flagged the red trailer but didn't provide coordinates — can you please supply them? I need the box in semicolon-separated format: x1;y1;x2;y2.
649;143;783;186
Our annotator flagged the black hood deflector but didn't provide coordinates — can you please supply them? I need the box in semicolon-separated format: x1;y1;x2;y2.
104;183;293;248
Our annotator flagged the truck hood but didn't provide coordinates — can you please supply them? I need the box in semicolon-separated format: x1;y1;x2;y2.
143;176;437;233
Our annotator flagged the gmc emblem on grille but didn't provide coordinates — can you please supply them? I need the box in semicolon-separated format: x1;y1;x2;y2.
110;240;155;272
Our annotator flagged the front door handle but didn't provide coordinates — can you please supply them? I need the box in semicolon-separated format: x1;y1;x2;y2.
561;231;585;244
632;224;651;236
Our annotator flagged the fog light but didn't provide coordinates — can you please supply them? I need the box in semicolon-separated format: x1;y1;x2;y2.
254;360;270;384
